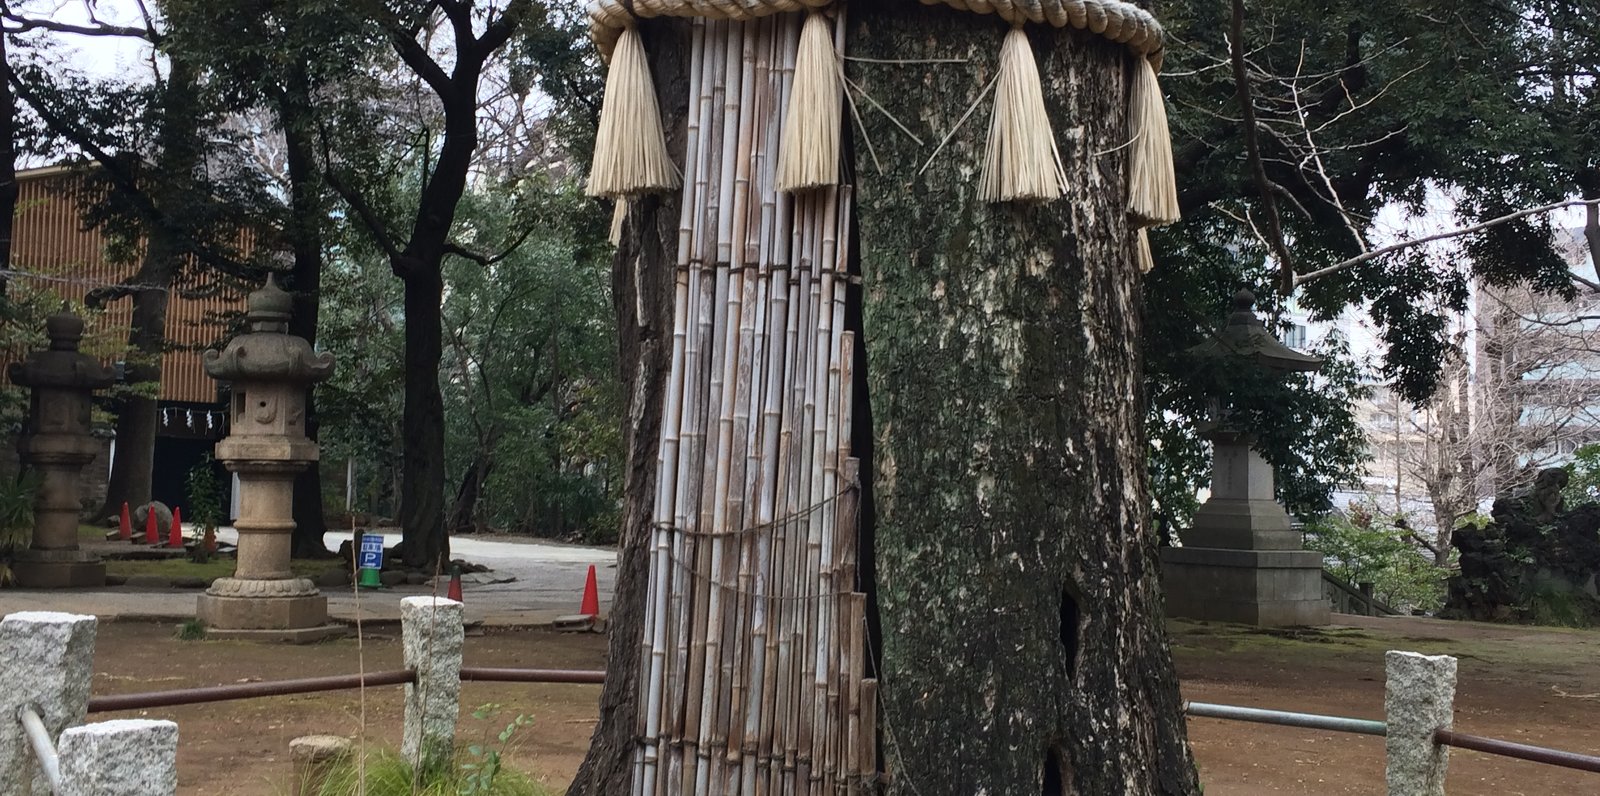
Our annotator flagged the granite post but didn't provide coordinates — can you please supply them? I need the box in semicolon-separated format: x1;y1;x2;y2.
7;313;116;588
58;719;178;796
1385;650;1457;796
401;596;464;771
195;276;338;642
0;611;96;796
1160;290;1331;626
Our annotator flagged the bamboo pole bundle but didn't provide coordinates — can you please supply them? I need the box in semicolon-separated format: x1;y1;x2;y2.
630;12;877;795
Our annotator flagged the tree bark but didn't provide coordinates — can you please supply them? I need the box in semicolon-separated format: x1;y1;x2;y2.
566;18;688;796
397;261;449;568
846;4;1198;793
100;275;169;517
281;69;332;557
101;57;202;519
446;449;493;535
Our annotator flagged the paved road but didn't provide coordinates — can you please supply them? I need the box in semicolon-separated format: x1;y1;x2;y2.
0;531;618;627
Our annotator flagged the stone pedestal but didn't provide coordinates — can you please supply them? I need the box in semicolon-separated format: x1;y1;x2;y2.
195;276;338;643
1162;433;1330;627
7;313;116;589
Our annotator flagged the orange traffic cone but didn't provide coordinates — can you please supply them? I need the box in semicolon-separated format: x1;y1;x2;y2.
447;568;463;602
118;502;132;542
579;564;600;617
168;507;183;548
143;506;159;545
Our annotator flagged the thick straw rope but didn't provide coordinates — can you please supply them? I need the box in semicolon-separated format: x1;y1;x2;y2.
588;0;1164;60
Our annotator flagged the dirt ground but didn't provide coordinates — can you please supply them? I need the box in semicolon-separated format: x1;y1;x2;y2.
81;615;1600;795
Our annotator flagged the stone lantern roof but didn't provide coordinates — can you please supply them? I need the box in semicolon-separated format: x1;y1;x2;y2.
1186;289;1323;374
7;309;117;390
203;275;334;384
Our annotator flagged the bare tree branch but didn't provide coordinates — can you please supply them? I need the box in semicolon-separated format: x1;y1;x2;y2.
1295;199;1600;286
1229;0;1296;294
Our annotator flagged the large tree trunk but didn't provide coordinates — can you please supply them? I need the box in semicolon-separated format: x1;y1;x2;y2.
846;4;1198;793
566;18;688;795
398;263;449;569
0;31;15;300
446;448;493;535
282;76;332;557
101;266;170;518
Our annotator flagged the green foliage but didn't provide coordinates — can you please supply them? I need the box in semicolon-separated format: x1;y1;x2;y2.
1144;229;1371;529
1159;0;1600;404
311;705;544;796
1304;505;1448;613
0;472;36;588
186;455;225;532
1562;444;1600;506
175;618;207;641
321;178;619;542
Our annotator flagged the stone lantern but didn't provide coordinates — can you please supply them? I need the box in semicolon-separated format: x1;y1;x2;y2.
7;311;116;588
196;275;337;641
1160;290;1331;626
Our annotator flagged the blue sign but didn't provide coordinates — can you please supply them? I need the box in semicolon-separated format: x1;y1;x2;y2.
358;534;384;570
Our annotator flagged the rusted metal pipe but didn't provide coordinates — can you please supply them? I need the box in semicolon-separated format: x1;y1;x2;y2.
86;669;416;713
1184;701;1387;737
458;666;606;684
1435;729;1600;774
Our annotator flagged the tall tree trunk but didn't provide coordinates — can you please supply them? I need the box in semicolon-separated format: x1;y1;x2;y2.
101;263;171;517
398;263;449;569
446;448;494;534
566;18;688;794
846;5;1198;793
281;74;331;558
101;57;202;520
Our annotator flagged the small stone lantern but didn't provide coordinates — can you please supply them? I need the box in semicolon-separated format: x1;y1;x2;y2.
7;311;116;588
195;276;337;641
1160;290;1331;627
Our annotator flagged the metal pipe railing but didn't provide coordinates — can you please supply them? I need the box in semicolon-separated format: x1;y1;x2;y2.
458;666;606;684
1184;701;1387;737
18;705;63;793
86;669;417;713
1435;729;1600;775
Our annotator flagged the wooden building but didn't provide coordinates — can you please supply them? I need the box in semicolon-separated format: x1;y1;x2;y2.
6;164;245;512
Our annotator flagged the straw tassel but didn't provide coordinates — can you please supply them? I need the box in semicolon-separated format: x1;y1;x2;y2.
1126;54;1179;226
611;199;628;245
979;26;1065;203
588;24;681;198
776;13;842;193
1135;227;1155;273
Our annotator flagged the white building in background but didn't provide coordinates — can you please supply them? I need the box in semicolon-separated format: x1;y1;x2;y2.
1313;227;1600;531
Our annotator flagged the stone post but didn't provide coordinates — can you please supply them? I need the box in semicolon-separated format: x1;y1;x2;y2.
6;313;116;588
1385;650;1457;796
195;276;337;642
401;596;464;771
0;611;96;796
57;719;178;796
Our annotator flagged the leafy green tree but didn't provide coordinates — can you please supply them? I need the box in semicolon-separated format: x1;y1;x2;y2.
1305;503;1448;612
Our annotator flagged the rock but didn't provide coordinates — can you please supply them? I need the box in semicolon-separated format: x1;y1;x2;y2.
405;572;428;585
379;570;406;587
171;576;209;589
315;569;351;588
104;574;127;586
124;575;171;589
131;502;173;536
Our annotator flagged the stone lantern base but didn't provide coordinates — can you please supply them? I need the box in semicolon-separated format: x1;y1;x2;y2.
1160;547;1329;627
11;549;105;589
196;577;344;643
